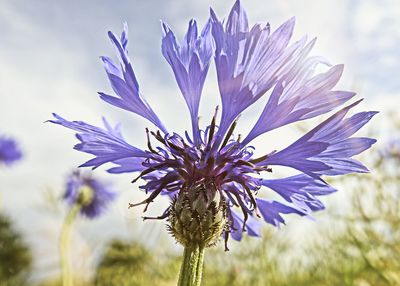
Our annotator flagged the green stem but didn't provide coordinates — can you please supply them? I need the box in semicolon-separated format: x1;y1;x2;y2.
178;244;205;286
60;204;80;286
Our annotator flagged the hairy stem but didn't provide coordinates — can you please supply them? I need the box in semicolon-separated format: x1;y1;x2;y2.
178;244;205;286
60;204;80;286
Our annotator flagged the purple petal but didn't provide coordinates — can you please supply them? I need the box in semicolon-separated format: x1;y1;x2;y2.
230;208;261;241
256;198;307;227
49;113;148;169
262;175;337;212
226;0;249;34
260;100;378;177
107;157;146;174
211;2;307;143
161;20;212;144
316;158;370;176
100;25;167;133
242;63;357;145
320;137;376;158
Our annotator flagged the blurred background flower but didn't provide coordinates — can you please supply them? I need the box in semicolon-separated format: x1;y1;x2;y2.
0;135;22;166
380;138;400;159
63;171;116;219
59;171;116;286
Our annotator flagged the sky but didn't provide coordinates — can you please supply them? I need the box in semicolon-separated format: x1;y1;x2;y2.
0;0;399;282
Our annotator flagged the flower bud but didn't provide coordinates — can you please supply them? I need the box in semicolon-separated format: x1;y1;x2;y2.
168;182;228;248
77;185;95;207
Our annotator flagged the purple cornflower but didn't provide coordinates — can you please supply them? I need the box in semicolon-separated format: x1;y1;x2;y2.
64;171;116;218
51;1;376;246
0;135;23;166
380;138;400;160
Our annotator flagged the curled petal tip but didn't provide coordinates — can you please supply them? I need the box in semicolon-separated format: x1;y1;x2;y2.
287;16;296;24
333;64;345;74
161;21;170;33
189;18;196;26
209;7;218;21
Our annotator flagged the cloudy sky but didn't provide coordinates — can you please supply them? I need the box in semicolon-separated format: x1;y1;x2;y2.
1;0;399;281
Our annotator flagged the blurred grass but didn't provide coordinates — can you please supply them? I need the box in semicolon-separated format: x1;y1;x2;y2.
0;213;32;286
95;240;180;286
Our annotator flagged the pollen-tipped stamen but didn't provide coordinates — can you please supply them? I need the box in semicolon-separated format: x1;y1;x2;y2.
206;106;219;149
145;127;158;154
129;173;179;211
220;115;240;150
142;207;170;220
131;162;168;183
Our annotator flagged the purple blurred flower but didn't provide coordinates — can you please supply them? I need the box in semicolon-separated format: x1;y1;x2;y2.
380;138;400;159
51;1;377;241
64;171;116;218
0;135;23;166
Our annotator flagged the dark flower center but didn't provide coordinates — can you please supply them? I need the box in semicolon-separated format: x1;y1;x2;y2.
129;111;272;243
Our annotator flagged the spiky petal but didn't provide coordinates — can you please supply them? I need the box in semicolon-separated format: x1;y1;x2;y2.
242;63;356;145
261;174;337;212
210;1;305;140
99;23;167;133
162;19;213;144
260;100;378;178
49;114;147;169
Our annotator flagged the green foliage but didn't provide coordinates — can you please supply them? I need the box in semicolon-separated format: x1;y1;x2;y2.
95;240;180;286
0;213;32;286
202;231;290;286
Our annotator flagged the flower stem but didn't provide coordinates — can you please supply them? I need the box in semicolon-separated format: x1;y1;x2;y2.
178;244;205;286
60;204;80;286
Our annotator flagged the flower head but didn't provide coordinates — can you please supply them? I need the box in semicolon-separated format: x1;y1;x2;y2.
64;171;116;218
380;138;400;160
51;1;377;246
0;135;23;166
